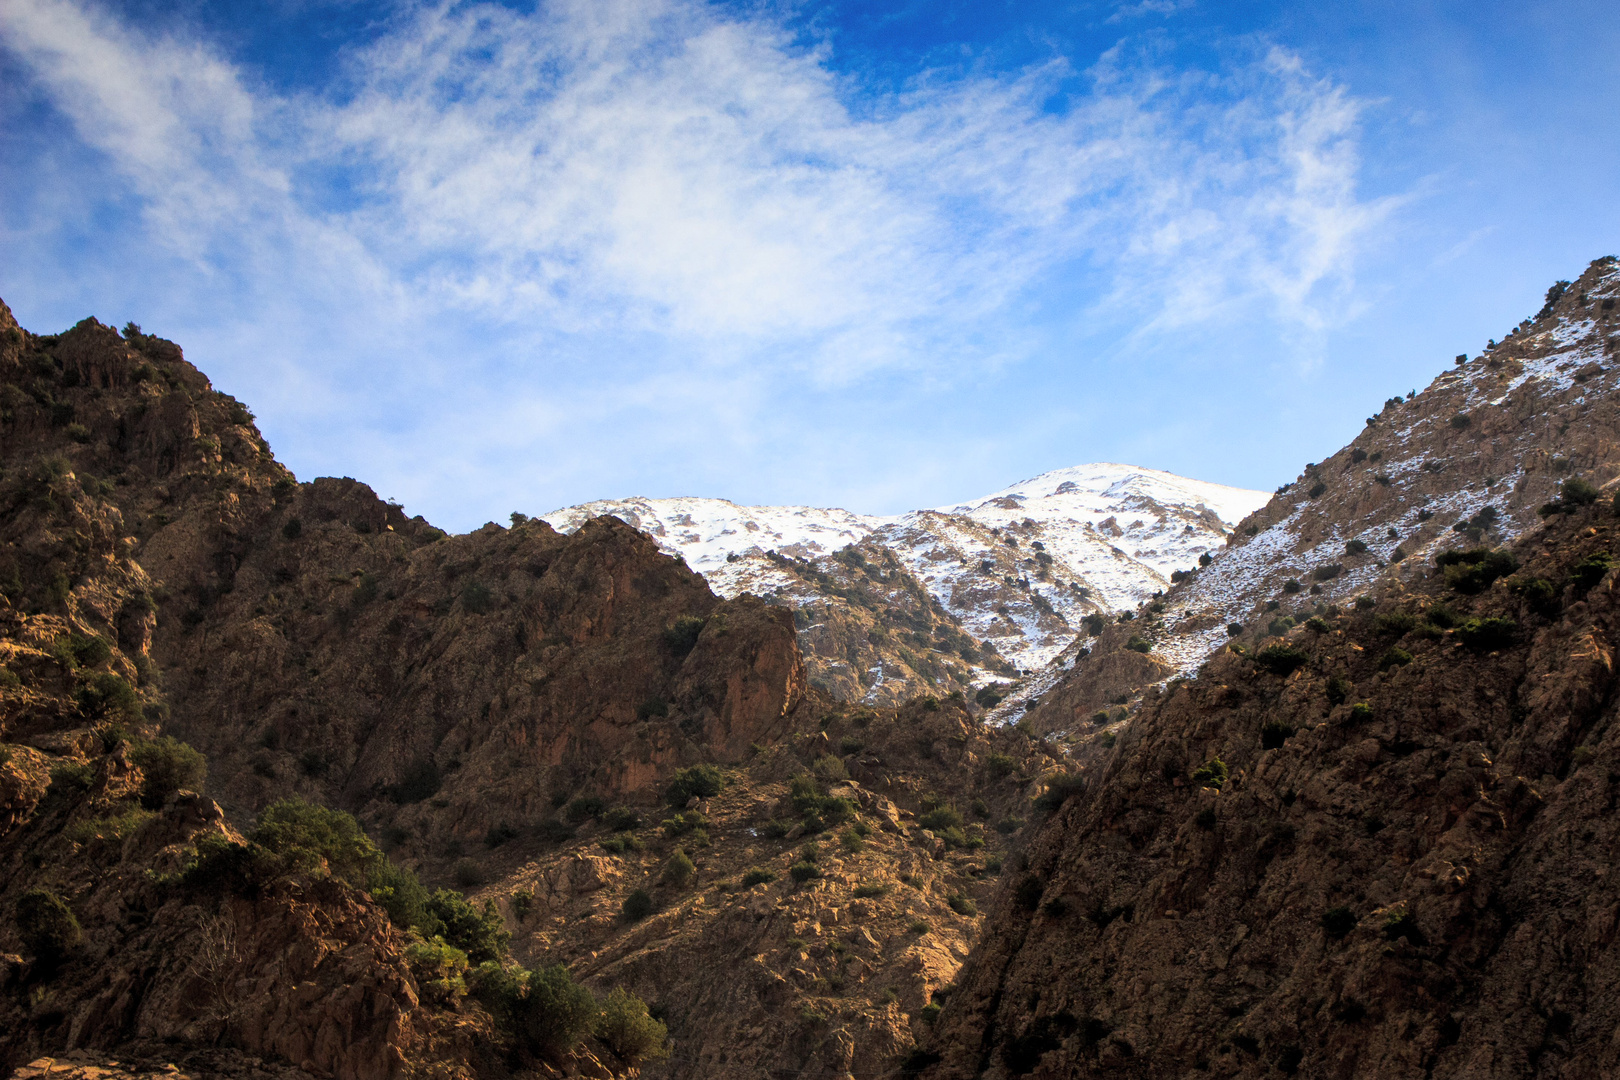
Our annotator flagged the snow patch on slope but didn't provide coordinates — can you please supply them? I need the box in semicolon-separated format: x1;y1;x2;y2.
544;464;1268;674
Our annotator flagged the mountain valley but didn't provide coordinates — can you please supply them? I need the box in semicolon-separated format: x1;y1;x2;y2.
2;256;1619;1080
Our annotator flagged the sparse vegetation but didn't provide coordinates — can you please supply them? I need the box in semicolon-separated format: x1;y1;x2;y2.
663;614;707;655
666;764;725;805
1437;548;1517;594
1254;644;1309;676
1190;759;1229;790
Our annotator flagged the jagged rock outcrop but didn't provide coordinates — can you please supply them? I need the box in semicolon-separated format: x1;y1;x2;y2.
920;500;1620;1078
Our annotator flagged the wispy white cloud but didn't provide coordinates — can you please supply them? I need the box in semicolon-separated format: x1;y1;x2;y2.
1107;0;1196;24
0;0;1401;522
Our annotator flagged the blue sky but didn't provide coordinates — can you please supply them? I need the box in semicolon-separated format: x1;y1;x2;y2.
2;0;1617;531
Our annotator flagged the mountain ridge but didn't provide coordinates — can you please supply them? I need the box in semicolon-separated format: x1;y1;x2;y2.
544;464;1267;704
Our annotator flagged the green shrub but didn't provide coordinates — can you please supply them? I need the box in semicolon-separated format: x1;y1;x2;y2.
789;860;821;883
1312;563;1343;582
1570;552;1614;595
1305;616;1329;633
1325;676;1351;705
662;848;696;887
1374;612;1416;636
971;797;991;819
1349;703;1375;722
405;937;469;1003
1345;539;1368;556
426;889;509;962
77;671;138;720
839;735;865;755
1267;616;1296;637
947;894;977;916
741;868;777;888
666;764;725;805
622;888;655;922
839;827;865;854
564;794;607;823
920;1002;942;1024
1190;759;1229;790
255;798;380;880
1381;908;1425;944
663;615;706;655
64;806;155;845
67;633;112;668
813;754;849;782
853;882;888;898
510;890;536;920
16;888;82;964
908;919;931;934
1378;647;1413;670
129;736;206;808
1437;548;1517;594
1321;906;1356;938
1424;602;1459;628
603;806;641;832
1254;645;1309;676
918;805;963;832
660;810;707;838
509;964;600;1060
986;752;1016;777
595;986;669;1065
1562;477;1601;506
996;816;1025;834
1125;635;1152;653
1458;617;1517;652
1517;577;1561;616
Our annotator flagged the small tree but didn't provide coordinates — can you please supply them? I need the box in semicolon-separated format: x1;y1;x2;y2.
595;987;669;1064
622;889;655;922
16;888;82;965
130;736;206;808
662;848;696;888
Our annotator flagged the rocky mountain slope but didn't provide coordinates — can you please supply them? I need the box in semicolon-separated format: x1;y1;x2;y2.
1022;256;1620;737
544;465;1266;704
0;298;1071;1080
918;482;1620;1079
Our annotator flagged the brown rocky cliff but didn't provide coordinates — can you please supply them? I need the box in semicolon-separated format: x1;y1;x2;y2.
920;502;1620;1078
0;302;810;867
